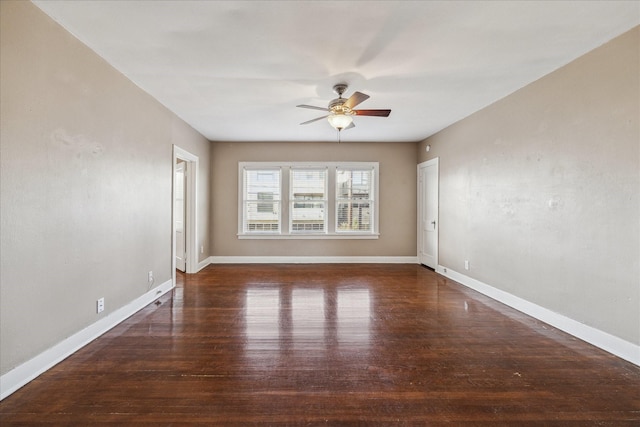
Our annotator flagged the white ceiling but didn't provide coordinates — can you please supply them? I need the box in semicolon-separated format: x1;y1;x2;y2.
33;1;639;143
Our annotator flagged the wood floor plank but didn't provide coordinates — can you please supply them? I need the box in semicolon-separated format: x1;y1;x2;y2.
1;264;639;425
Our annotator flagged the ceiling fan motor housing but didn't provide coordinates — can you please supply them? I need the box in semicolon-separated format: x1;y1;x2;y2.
329;98;354;116
329;97;347;110
332;83;349;97
329;83;352;114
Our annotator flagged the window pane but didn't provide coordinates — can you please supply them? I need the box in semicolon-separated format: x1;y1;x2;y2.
291;201;325;231
245;169;280;232
291;169;326;233
337;169;371;200
291;170;326;199
337;201;371;231
245;201;280;231
246;170;280;199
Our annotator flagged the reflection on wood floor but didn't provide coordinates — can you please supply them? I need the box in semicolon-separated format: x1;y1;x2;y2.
1;264;639;425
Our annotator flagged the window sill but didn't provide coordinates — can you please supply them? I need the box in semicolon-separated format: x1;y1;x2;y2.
237;233;380;240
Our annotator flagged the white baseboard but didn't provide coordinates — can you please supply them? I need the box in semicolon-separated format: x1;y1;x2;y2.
437;265;640;366
197;257;212;272
209;256;418;264
0;279;175;401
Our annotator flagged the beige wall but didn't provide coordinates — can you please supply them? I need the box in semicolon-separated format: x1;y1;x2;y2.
211;141;417;257
0;1;210;375
418;27;639;344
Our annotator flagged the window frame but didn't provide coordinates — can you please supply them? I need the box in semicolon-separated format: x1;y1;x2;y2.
335;167;375;234
238;162;379;239
239;167;282;234
289;167;328;235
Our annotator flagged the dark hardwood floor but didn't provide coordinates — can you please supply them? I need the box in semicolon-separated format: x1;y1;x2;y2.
1;264;639;425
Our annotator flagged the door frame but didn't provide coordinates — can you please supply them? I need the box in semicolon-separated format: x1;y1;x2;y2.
172;145;198;285
417;158;439;268
174;160;187;272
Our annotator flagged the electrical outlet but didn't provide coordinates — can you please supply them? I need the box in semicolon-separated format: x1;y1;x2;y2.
148;271;153;283
464;260;470;270
200;245;204;254
97;297;105;314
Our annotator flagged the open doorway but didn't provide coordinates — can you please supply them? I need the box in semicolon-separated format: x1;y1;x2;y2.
172;145;198;286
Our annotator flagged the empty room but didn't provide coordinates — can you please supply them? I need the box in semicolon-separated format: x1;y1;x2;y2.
1;0;638;424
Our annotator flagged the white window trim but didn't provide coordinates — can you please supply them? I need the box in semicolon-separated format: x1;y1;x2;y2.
238;162;379;240
335;166;377;235
238;166;282;235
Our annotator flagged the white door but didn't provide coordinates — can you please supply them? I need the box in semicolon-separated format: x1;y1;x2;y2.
175;161;186;272
418;158;439;268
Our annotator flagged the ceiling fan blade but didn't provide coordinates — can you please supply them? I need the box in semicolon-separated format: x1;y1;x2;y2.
344;91;370;109
297;104;328;111
354;109;391;117
300;115;329;125
343;122;355;131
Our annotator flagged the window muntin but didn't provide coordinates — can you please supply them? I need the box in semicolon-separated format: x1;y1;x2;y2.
243;168;281;233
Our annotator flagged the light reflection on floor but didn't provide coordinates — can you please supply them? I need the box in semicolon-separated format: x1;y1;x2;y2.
292;288;325;352
337;289;371;348
244;286;372;362
245;288;280;351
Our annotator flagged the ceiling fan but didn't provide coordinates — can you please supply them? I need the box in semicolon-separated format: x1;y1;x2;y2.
297;84;391;132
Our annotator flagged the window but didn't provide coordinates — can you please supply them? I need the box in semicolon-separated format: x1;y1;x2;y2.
239;162;378;239
336;168;372;232
290;169;327;233
242;168;281;232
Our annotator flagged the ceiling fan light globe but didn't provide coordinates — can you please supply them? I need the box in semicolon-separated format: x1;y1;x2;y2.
328;114;353;131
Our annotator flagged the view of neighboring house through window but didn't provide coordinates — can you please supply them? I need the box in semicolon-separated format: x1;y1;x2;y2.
239;162;378;238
